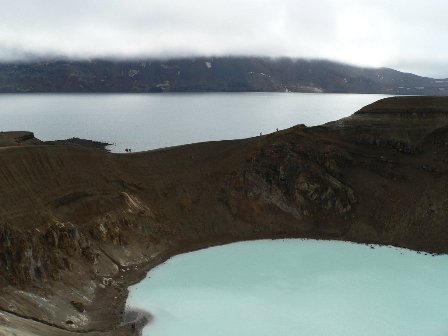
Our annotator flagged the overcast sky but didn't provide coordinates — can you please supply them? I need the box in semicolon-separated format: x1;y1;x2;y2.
0;0;447;77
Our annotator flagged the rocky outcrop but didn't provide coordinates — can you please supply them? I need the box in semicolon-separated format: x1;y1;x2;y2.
0;131;41;147
327;96;448;153
0;96;448;335
223;128;357;232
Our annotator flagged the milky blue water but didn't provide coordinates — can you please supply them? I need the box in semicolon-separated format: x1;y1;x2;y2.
0;93;388;152
127;240;448;336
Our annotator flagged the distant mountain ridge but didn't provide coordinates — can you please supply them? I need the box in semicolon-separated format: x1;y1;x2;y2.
1;57;448;95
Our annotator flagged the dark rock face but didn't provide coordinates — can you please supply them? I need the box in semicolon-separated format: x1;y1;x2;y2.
1;57;448;94
70;301;85;313
0;96;448;335
44;138;112;151
224;130;357;231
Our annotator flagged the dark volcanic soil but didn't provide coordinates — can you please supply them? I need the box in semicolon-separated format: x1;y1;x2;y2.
1;96;448;335
44;138;112;151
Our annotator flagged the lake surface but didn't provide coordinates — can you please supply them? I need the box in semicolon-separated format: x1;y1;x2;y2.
0;93;388;152
127;240;448;336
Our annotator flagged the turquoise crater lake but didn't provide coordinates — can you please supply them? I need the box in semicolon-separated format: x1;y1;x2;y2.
127;240;448;336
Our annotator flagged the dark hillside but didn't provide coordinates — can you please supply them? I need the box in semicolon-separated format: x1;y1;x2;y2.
1;57;447;94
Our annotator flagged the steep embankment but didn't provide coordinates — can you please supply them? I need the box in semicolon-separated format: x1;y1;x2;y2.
1;96;448;335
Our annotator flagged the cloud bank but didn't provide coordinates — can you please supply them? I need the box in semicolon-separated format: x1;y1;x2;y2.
0;0;447;77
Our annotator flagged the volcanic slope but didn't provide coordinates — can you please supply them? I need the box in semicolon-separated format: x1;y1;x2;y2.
0;96;448;335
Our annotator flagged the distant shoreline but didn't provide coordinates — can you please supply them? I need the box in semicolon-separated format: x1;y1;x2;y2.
1;57;447;95
44;137;112;152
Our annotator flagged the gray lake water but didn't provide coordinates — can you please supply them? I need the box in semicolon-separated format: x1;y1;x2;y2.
127;240;448;336
0;93;388;152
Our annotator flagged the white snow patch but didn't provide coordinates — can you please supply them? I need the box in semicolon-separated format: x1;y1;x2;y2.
128;69;139;78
